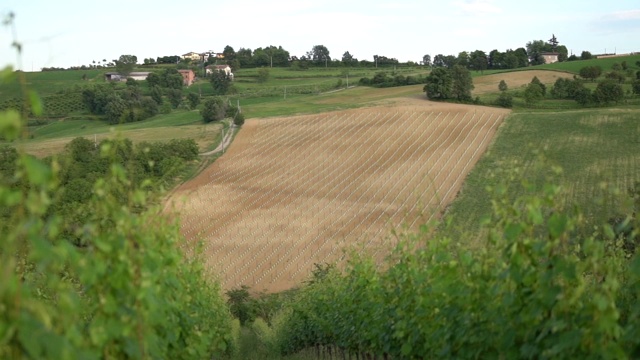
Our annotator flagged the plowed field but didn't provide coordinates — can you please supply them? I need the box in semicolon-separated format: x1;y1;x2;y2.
167;100;510;292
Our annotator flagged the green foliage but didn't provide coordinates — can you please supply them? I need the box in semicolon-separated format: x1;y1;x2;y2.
580;66;603;81
233;112;245;127
605;71;627;84
201;97;226;123
257;67;270;83
530;76;547;96
150;85;163;104
166;88;183;108
115;54;137;76
187;92;200;109
581;51;593;60
632;79;640;95
495;91;513;108
593;80;624;105
275;178;640;358
450;65;474;101
210;71;233;95
498;79;508;91
424;67;452;100
104;95;128;124
524;82;544;105
0;114;235;358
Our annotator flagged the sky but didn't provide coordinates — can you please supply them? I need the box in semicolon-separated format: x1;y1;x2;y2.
1;0;639;71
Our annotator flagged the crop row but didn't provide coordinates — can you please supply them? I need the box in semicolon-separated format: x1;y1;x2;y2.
172;107;507;290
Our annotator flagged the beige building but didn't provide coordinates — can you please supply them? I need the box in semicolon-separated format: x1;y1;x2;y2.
541;52;559;64
181;52;204;62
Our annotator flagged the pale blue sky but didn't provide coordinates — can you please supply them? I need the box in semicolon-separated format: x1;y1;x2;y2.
1;0;638;71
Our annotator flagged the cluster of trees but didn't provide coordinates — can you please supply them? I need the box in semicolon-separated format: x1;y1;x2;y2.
82;67;195;123
424;35;579;72
423;65;475;102
143;55;181;65
82;81;159;124
0;136;236;358
359;71;425;87
200;96;244;126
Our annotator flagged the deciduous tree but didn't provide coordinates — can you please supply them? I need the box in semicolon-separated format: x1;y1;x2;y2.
115;54;137;76
451;65;474;101
423;67;452;100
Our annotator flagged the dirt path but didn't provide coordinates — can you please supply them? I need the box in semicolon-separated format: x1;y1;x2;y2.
199;122;236;156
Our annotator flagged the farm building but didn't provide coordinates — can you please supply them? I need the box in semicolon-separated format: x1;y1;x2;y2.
540;52;559;64
178;69;196;86
104;72;150;82
206;64;233;78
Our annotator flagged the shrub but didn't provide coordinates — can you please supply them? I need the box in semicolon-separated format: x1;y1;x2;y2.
524;82;544;105
201;97;226;123
187;92;200;109
593;80;624;105
495;91;513;108
579;66;602;81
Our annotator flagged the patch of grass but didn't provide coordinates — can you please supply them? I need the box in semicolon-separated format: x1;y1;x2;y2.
443;107;640;243
534;54;640;74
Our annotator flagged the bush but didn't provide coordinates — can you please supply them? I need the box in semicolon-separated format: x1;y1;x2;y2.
605;71;626;84
187;92;200;109
201;97;226;123
495;91;513;108
166;89;183;108
593;80;624;105
579;66;602;81
524;82;544;105
234;112;246;127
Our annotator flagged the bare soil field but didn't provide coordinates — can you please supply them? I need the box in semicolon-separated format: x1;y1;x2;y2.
167;98;510;292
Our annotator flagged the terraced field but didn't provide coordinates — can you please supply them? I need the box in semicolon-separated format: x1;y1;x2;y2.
167;100;510;291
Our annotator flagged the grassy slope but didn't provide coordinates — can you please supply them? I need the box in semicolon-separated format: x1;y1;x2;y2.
443;107;640;243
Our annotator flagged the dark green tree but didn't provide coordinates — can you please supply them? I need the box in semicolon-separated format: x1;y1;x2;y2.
187;92;200;109
556;45;569;62
530;76;547;96
579;66;602;81
457;51;470;68
498;80;508;92
524;82;544;105
150;85;163;105
146;72;160;88
469;50;488;72
423;67;452;100
115;54;137;76
496;92;513;108
166;89;183;108
200;97;226;123
222;45;236;61
210;71;232;95
580;51;593;60
593;80;624;105
104;95;128;124
632;79;640;95
451;65;474;101
526;40;547;65
310;45;330;64
422;54;431;67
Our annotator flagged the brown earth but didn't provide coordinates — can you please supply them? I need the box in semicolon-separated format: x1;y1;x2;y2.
167;98;510;292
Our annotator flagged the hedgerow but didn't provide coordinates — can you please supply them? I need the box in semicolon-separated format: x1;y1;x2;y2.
274;173;640;358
